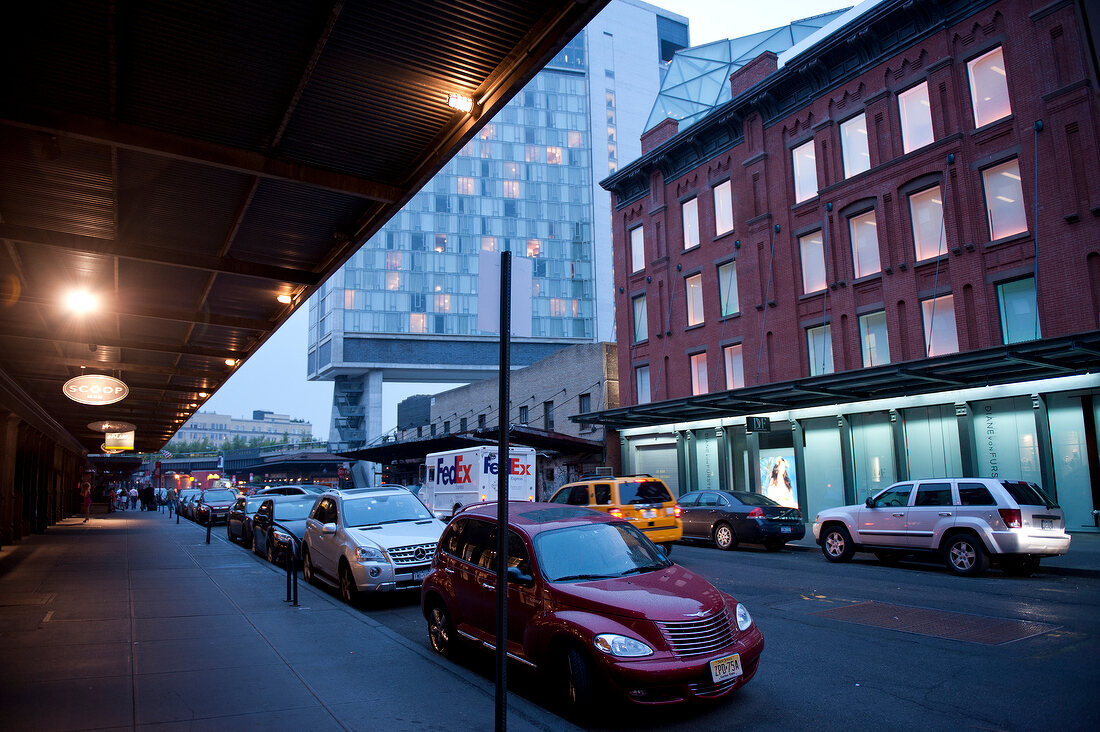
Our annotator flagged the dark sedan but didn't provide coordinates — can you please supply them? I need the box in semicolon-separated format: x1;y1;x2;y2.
177;489;202;520
679;490;805;551
193;489;239;525
226;496;266;544
251;496;317;565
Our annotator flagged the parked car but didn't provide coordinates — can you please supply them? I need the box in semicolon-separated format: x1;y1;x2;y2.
302;487;446;604
177;489;202;520
679;490;805;551
193;489;238;525
421;503;764;713
226;496;266;544
547;475;682;553
812;477;1071;576
254;484;325;497
251;495;318;565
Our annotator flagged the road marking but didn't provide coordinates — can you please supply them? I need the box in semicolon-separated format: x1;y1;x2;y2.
42;610;54;623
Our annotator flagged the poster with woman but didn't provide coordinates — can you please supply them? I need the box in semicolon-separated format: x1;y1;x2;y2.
760;453;798;508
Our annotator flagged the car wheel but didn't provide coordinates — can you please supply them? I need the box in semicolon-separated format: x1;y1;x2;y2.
427;602;456;657
943;534;989;577
820;525;855;562
226;523;235;542
714;522;737;551
302;547;315;585
251;531;260;556
763;539;784;552
874;550;902;566
1002;556;1040;577
266;534;276;565
563;646;596;715
339;561;360;605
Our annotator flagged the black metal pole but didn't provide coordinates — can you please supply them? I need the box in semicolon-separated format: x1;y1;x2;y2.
206;514;211;544
292;542;299;607
494;250;512;732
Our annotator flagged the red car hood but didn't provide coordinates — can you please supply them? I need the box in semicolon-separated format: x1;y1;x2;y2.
550;564;726;622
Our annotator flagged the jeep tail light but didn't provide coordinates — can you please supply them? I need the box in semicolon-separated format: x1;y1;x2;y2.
609;508;623;519
673;504;682;518
999;508;1022;528
747;507;765;519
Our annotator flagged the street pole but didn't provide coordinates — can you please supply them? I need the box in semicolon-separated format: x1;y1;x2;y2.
495;250;511;732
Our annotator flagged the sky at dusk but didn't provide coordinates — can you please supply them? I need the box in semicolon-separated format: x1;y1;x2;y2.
198;0;847;443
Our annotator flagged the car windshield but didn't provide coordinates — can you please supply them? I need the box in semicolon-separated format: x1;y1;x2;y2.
244;498;265;512
730;491;780;507
533;522;671;582
343;493;433;526
274;501;315;520
1000;480;1059;508
203;490;236;502
617;480;672;505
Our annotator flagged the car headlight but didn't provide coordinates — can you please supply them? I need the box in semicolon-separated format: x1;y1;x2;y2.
272;530;292;545
735;603;753;632
593;634;653;658
354;546;387;563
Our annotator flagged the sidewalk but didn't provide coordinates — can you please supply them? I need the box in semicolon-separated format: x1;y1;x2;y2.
0;511;579;732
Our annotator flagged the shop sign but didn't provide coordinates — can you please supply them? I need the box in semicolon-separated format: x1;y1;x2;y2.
63;375;129;405
746;416;771;433
104;431;135;450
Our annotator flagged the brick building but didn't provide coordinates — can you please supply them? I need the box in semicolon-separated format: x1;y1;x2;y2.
586;0;1100;531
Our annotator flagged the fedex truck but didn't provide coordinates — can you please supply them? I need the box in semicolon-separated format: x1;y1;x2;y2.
420;446;536;520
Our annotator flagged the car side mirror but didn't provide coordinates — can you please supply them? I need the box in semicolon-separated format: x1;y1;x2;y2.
655;544;668;560
865;498;875;508
506;565;533;585
321;522;337;535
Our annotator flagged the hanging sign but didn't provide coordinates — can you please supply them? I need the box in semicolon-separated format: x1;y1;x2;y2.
104;431;135;450
63;375;129;405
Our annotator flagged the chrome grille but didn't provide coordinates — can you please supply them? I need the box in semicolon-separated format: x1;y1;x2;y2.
657;608;736;657
687;675;740;697
389;543;437;565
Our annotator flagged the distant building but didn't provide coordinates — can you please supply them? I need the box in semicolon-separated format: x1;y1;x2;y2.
396;395;433;431
173;410;313;446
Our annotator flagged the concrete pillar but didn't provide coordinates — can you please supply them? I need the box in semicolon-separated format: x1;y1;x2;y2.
0;412;19;545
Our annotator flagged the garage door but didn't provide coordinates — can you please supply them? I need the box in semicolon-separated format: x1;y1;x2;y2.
634;444;680;497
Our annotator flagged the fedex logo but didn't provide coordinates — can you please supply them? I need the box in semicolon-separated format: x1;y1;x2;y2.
481;454;531;476
436;454;473;485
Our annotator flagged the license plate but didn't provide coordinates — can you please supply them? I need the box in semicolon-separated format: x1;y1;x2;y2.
781;526;792;533
1041;519;1053;530
413;569;430;580
642;509;656;519
709;653;742;683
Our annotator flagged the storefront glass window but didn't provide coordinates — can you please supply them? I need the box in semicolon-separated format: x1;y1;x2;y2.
903;406;962;478
803;418;845;516
971;396;1041;484
851;412;896;502
1048;395;1092;530
693;429;721;492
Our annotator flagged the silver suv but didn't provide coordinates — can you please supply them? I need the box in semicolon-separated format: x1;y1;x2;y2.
812;478;1070;576
302;488;446;604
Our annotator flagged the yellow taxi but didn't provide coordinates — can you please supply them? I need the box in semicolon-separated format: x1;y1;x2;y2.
547;475;682;553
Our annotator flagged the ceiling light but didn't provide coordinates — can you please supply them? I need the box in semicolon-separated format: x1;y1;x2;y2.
447;93;473;113
225;359;237;367
64;290;98;314
277;294;293;304
198;392;208;398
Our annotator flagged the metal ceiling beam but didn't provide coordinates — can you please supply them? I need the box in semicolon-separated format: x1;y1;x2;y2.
0;328;245;361
0;106;405;203
14;293;273;331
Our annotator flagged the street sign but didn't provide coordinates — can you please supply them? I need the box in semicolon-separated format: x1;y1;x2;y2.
746;416;771;433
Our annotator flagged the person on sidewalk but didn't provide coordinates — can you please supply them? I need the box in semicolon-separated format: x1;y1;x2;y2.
128;485;139;510
81;481;92;523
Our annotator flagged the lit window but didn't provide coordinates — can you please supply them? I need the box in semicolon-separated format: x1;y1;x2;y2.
849;211;881;278
527;239;541;258
630;226;645;273
859;311;890;367
921;294;958;356
840;114;870;177
636;366;651;405
799;230;826;293
480;124;496;139
997;278;1040;344
714;180;733;236
792;140;818;203
385;272;400;291
717;260;739;317
435;293;452;313
909;186;945;261
968;46;1011;128
385;251;402;270
807;324;834;376
632;294;647;343
434;234;447;253
480;142;492;158
723;344;744;390
344;289;355;309
481;236;498;252
457;176;476;195
503;161;520;178
409;313;427;333
568;131;582;147
982;159;1027;240
682;198;699;250
686;273;704;326
898;82;934;153
550;298;568;316
525;145;540;162
690;353;708;395
503;180;520;198
546;147;563;165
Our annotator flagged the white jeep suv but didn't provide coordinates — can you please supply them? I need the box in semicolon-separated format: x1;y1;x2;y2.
302;488;446;603
812;478;1070;576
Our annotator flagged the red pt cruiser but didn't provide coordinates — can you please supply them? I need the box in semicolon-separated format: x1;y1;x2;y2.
421;503;764;711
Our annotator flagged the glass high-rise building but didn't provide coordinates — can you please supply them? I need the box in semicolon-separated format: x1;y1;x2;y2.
308;0;688;451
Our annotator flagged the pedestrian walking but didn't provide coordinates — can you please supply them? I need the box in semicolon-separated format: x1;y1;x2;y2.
81;481;92;523
128;485;139;510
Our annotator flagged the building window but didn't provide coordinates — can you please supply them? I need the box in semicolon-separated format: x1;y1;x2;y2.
503;180;520;198
457;176;476;195
478;414;486;430
690;352;708;395
717;260;739;316
543;401;554;431
546;146;563;164
799;230;826;294
792;139;818;203
682;197;699;249
519;405;529;424
526;239;540;258
968;46;1011;128
840;113;870;178
997;278;1040;344
921;294;958;356
630;225;645;273
632;294;647;343
430;423;436;436
685;273;704;326
909;186;945;261
849;210;881;278
859;311;890;367
444;420;450;434
723;344;744;390
982;159;1027;241
807;324;834;376
898;82;933;153
409;313;427;333
578;393;591;430
713;180;733;236
636;365;651;405
459;417;467;432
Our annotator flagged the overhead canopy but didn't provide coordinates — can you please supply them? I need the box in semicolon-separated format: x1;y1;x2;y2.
0;0;609;454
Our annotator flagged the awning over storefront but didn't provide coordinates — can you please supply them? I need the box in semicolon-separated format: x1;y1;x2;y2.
575;330;1100;430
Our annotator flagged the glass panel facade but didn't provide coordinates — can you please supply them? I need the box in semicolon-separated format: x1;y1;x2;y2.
630;225;645;273
632;294;647;342
898;82;934;153
851;412;896;502
840;113;870;177
921;294;958;357
998;277;1040;344
1048;395;1092;529
968;46;1011;128
713;180;733;236
849;210;881;278
859;310;890;367
903;406;962;478
690;352;708;395
972;396;1041;483
682;197;699;249
718;260;738;316
636;365;651;405
686;273;704;326
792;140;817;203
799;230;826;293
693;429;721;492
807;324;833;376
803;418;845;516
723;344;744;390
983;159;1027;240
910;186;945;261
